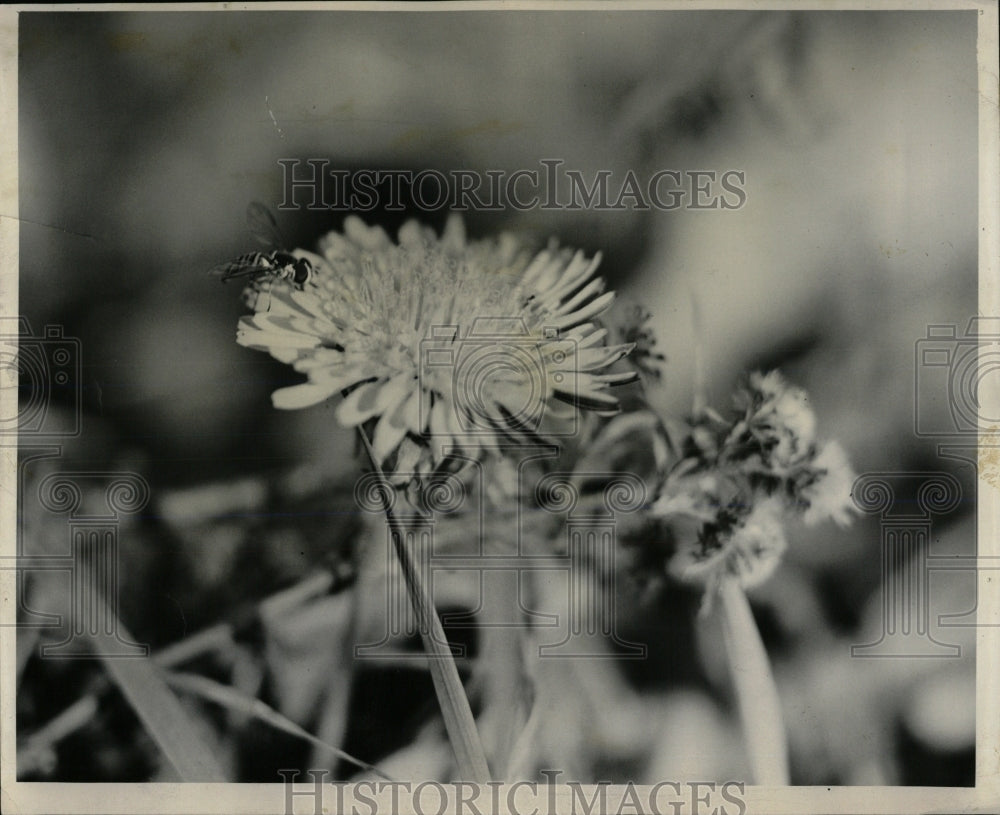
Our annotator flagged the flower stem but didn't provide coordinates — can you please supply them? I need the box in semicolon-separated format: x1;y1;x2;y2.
716;575;789;785
356;429;492;782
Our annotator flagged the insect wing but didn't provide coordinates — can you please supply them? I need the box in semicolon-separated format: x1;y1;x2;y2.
246;201;287;250
210;253;273;282
208;203;292;284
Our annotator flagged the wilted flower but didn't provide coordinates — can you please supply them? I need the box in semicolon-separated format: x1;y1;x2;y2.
800;440;856;527
669;498;788;590
650;371;856;591
235;215;637;474
614;304;666;382
651;471;723;523
733;370;816;469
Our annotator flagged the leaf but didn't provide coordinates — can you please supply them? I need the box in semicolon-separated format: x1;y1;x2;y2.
99;615;227;781
165;671;395;782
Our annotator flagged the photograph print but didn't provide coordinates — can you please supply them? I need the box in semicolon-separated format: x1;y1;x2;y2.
2;4;998;815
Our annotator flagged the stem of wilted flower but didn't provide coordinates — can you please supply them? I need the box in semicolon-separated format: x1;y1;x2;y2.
716;575;789;785
356;428;492;783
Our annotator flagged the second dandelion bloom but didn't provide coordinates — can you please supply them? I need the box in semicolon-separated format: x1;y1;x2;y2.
236;215;637;471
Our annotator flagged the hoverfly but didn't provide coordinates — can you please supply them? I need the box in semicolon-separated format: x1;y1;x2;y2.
212;202;314;288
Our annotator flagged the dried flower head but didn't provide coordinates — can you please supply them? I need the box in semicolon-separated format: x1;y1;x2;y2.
652;370;856;590
733;370;816;469
669;498;788;590
614;304;666;382
235;215;637;474
799;440;856;528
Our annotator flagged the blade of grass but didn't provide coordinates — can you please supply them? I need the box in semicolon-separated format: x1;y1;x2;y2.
357;428;492;782
17;570;351;764
165;670;395;782
18;695;100;777
308;586;358;770
717;575;789;785
99;612;227;781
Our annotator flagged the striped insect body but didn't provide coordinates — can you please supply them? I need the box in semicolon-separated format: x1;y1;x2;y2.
215;250;313;287
211;202;314;294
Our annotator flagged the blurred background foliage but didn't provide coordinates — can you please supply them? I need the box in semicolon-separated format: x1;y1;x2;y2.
15;9;979;785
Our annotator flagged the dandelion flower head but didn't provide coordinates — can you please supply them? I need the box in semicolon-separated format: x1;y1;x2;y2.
236;215;637;472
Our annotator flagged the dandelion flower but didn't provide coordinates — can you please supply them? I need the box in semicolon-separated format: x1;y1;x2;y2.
236;215;637;471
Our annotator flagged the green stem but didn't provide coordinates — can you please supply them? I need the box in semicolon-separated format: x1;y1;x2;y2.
717;576;789;785
357;429;491;782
